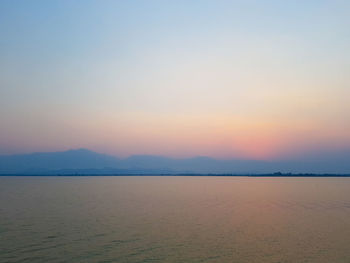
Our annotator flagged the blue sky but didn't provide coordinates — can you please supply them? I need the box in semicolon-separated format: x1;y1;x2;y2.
0;0;349;159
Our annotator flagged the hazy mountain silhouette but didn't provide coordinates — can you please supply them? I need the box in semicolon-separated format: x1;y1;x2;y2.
0;149;118;174
0;148;349;174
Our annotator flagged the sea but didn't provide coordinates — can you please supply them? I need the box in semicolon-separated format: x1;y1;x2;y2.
1;176;350;263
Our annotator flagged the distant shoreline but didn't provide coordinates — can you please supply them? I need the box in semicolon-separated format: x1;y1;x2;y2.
1;173;350;177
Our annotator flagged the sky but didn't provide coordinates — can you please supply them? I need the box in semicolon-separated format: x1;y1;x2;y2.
0;0;349;160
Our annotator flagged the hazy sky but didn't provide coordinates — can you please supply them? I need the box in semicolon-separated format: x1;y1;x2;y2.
1;0;349;159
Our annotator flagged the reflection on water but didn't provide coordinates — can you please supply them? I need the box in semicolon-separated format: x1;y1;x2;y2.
1;176;350;262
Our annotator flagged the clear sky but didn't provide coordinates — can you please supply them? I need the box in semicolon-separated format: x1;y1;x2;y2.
0;0;349;159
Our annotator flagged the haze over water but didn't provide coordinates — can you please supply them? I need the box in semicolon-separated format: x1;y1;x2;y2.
2;176;350;263
1;1;350;262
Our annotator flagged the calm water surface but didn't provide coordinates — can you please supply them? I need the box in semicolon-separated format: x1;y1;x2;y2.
1;176;350;263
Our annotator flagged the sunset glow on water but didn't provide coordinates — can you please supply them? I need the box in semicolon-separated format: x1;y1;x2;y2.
2;176;350;262
1;1;350;262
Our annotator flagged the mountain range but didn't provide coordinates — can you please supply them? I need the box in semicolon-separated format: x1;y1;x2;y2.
0;148;350;175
